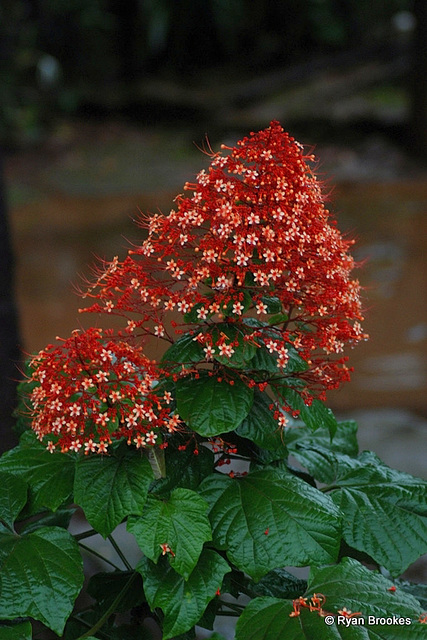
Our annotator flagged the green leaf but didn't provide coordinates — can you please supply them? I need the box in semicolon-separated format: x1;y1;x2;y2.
211;323;258;369
222;291;253;319
0;473;27;530
326;451;427;576
0;431;75;512
128;488;212;579
235;558;426;640
161;332;204;368
0;526;84;635
248;344;279;373
236;389;287;456
295;445;427;576
267;313;289;325
286;421;358;457
152;442;215;496
200;468;341;580
288;422;360;486
175;371;253;437
281;387;338;437
0;621;32;640
74;446;154;537
137;550;230;640
396;580;427;610
284;344;310;374
184;302;211;323
261;296;282;314
248;568;307;600
19;506;76;535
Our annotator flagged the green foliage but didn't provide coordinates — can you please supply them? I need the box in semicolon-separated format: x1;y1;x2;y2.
175;371;254;436
236;388;287;454
74;444;154;538
200;468;341;581
2;379;427;639
128;488;212;579
0;526;83;635
0;472;27;530
161;332;205;370
0;431;75;513
235;558;426;639
0;621;32;640
2;315;427;639
281;386;339;436
137;550;230;640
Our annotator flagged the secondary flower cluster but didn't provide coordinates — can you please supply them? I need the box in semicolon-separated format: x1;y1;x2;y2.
29;328;179;454
82;121;367;396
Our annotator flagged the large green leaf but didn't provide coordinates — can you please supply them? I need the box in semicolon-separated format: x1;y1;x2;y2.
235;558;426;639
128;488;212;579
199;468;341;580
0;472;27;530
236;389;287;455
329;452;427;576
298;445;427;574
175;371;254;437
0;526;84;635
281;387;338;437
295;447;427;576
137;550;230;640
0;432;75;512
74;446;154;537
0;622;32;640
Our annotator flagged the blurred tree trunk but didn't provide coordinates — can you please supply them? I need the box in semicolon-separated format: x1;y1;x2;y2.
411;0;427;155
0;152;21;454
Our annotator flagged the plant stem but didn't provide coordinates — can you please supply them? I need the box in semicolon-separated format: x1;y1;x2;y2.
74;528;99;541
108;533;133;571
75;571;138;640
218;600;245;613
71;614;110;639
216;609;241;617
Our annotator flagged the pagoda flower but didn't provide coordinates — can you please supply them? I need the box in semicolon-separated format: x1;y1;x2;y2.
80;122;367;399
28;327;179;453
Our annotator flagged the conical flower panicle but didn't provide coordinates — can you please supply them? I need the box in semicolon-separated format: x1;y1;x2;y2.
82;122;367;399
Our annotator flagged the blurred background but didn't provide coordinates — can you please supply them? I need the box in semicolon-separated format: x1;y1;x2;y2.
1;1;427;482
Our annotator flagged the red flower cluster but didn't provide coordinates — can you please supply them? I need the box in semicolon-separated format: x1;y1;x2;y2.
29;122;367;452
82;122;367;398
29;328;179;454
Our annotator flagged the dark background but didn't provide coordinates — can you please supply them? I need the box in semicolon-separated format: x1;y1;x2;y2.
2;0;426;148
